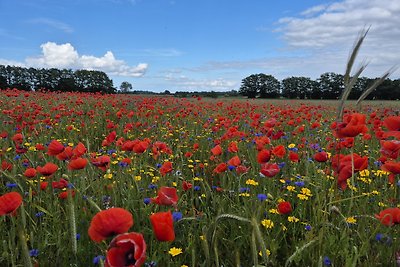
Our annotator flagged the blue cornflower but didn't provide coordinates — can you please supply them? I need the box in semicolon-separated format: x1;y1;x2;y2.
107;149;116;155
22;162;30;167
257;194;267;201
305;225;312;231
239;187;250;193
93;255;105;265
145;261;157;267
156;163;162;168
35;212;44;217
143;198;151;205
228;165;236;171
172;212;183;222
29;249;39;257
14;155;21;160
323;256;332;266
148;184;157;190
294;181;305;187
76;233;81;240
6;183;18;188
194;186;201;191
278;162;286;168
118;161;128;168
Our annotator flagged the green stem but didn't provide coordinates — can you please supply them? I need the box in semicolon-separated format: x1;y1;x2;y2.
67;189;77;257
17;206;33;267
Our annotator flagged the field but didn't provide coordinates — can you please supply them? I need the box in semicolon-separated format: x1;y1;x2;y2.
1;89;400;267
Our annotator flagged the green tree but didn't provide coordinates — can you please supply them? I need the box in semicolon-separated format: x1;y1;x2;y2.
258;74;280;98
239;74;280;98
317;72;344;99
282;77;317;99
120;81;133;93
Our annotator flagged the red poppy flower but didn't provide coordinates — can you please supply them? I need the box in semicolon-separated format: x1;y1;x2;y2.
211;145;223;156
52;178;69;189
236;165;250;174
105;232;147;267
68;157;88;170
375;207;400;226
40;181;48;190
314;151;329;162
182;181;193;191
159;161;173;176
24;168;37;178
47;140;65;156
257;149;271;164
72;142;87;158
91;155;111;171
227;155;241;167
132;141;149;154
88;208;134;243
380;140;400;159
213;162;227;173
228;141;239;153
260;163;280;177
102;131;117;147
11;133;23;144
151;187;178;206
35;143;45;151
382;161;400;175
277;201;292;214
332;113;368;138
59;190;75;199
36;162;58;176
150;211;175;242
272;145;286;158
0;192;23;216
1;160;13;171
331;153;368;189
56;146;74;161
289;151;299;162
383;116;400;131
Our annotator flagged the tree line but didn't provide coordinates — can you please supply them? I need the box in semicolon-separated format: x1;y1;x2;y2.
239;73;400;100
0;65;116;93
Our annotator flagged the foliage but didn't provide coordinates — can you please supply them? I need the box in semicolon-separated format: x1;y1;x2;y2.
0;65;116;93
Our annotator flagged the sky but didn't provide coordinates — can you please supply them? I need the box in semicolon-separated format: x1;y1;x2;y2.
0;0;399;92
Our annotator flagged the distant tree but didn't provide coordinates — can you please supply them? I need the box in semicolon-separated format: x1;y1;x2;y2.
0;75;7;89
258;74;280;98
239;74;279;98
120;81;133;93
348;76;368;100
163;90;171;95
282;77;317;99
239;74;259;98
317;72;344;99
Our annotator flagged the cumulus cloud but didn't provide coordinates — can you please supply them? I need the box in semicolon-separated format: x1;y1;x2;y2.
180;0;399;81
275;0;400;78
22;42;148;77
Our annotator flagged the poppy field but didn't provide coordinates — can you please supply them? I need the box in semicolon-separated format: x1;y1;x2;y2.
1;89;400;267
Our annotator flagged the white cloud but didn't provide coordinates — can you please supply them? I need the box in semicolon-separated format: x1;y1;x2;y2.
28;18;74;33
178;0;399;82
27;42;79;68
11;42;148;77
163;74;237;91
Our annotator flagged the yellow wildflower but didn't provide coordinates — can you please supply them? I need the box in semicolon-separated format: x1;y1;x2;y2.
261;219;274;229
169;247;183;257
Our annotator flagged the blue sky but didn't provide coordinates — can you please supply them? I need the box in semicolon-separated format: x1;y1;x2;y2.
1;0;399;92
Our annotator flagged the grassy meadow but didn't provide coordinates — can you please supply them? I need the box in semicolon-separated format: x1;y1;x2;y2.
1;89;400;266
